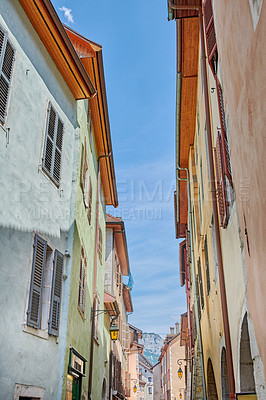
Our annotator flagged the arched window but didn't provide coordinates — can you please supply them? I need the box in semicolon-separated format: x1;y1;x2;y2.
240;313;255;393
221;347;229;400
207;358;218;400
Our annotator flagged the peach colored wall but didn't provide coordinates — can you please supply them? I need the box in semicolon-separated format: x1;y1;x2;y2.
213;0;266;382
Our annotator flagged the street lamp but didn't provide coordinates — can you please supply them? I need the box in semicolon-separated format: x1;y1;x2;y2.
109;320;119;341
179;388;186;399
133;385;137;393
177;359;191;379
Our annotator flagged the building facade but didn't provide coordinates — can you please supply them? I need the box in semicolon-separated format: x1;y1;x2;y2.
169;0;266;399
0;0;95;398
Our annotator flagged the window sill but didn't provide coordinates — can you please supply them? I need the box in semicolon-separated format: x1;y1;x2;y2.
22;324;49;340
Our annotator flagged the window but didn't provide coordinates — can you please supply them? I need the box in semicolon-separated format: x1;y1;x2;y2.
203;0;218;74
42;103;64;186
78;246;87;316
97;226;103;263
204;236;210;295
94;295;100;341
198;258;204;310
0;26;15;124
148;377;152;383
80;141;93;224
27;234;64;336
149;387;152;394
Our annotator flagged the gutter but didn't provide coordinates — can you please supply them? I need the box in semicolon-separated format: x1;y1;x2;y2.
169;2;236;398
41;0;96;97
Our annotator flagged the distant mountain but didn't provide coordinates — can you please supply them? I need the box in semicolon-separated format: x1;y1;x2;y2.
142;332;164;365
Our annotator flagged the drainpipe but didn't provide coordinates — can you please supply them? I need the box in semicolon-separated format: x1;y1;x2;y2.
169;2;235;398
177;167;207;400
88;152;111;400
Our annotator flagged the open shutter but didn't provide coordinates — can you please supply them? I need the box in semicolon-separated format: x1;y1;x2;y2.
27;235;47;328
43;104;64;186
203;0;217;73
215;132;229;228
179;240;186;287
0;27;15;124
48;250;64;336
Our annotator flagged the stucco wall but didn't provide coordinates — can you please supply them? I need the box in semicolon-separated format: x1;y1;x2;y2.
214;0;266;390
0;0;78;238
0;1;78;399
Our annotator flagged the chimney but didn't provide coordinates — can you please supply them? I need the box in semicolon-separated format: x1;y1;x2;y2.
175;322;180;335
170;327;175;335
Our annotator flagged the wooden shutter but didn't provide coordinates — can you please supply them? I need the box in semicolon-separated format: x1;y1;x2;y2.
97;227;103;263
195;275;201;320
0;27;15;124
215;133;229;228
204;236;210;295
179;240;186;287
48;250;64;336
27;235;47;328
43;103;64;186
203;0;217;73
198;258;204;310
87;177;92;224
215;76;233;186
78;246;87;314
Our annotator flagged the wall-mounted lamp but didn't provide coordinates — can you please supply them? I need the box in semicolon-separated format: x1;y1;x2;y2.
179;388;186;399
177;358;191;379
109;319;119;341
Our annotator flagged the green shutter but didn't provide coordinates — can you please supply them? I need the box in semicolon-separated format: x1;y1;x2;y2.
0;26;15;124
48;250;64;336
27;235;47;328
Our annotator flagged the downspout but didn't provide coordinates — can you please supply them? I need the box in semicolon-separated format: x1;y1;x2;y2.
177;167;207;400
169;2;235;398
88;152;111;400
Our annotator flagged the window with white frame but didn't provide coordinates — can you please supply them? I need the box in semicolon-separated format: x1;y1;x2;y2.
27;234;64;336
42;102;64;186
0;25;15;125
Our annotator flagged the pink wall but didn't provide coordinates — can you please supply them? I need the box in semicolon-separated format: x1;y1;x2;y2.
214;0;266;381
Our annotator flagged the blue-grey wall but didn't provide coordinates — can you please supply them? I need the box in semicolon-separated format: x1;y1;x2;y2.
0;1;79;398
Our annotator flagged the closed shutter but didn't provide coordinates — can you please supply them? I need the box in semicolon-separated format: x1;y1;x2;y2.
87;177;92;224
0;27;15;124
198;258;204;310
215;76;233;186
195;275;201;320
27;235;47;328
78;247;87;314
204;236;210;295
179;240;186;287
215;133;229;228
43;103;64;186
48;250;64;336
203;0;217;73
97;227;103;263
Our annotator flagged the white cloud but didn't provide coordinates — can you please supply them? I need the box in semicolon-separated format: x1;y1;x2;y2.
59;6;74;23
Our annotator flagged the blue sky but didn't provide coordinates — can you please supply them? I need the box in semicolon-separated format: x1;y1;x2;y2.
52;0;186;336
